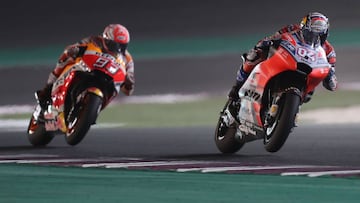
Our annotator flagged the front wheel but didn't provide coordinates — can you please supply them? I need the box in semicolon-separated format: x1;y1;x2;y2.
65;93;103;146
264;92;301;152
214;99;245;154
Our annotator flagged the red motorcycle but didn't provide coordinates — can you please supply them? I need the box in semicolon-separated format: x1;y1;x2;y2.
215;33;332;153
27;44;126;146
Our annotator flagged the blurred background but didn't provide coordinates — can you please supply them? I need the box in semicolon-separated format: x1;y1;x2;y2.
0;0;359;105
2;0;359;46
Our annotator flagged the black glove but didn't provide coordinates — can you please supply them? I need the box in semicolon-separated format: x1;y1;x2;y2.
255;39;273;51
65;45;81;59
323;67;337;91
121;74;135;95
36;84;53;108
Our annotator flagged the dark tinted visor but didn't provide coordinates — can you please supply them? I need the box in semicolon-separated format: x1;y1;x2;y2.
105;39;127;54
302;29;320;46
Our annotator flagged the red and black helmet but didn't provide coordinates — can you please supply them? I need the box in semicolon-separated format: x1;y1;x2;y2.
102;24;130;54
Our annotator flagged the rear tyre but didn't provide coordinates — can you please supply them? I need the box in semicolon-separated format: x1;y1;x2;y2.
65;93;102;146
264;92;301;152
27;116;54;147
214;100;245;154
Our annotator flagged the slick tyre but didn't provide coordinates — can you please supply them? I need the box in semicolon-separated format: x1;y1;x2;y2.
214;100;245;154
215;124;244;154
65;93;102;146
27;116;54;147
264;92;301;153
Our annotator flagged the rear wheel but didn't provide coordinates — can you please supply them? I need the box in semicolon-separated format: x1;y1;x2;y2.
264;92;301;152
65;93;102;146
27;115;54;147
214;100;245;154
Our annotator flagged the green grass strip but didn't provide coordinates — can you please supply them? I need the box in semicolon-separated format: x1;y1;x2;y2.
2;90;358;127
97;90;360;127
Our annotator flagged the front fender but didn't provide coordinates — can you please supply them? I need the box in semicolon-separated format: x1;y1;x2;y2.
86;87;104;98
283;87;302;98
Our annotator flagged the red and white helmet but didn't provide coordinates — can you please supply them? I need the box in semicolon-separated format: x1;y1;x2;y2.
102;24;130;54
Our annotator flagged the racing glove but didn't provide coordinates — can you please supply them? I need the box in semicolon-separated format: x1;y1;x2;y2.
228;81;242;101
323;67;337;91
121;74;135;96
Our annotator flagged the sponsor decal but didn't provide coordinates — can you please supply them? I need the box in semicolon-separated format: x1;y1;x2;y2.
280;40;296;55
239;119;257;136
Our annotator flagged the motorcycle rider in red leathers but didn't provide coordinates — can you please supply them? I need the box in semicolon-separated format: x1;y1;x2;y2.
36;24;135;108
227;12;338;117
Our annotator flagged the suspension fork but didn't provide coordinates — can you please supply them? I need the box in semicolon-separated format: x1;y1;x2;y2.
263;87;302;128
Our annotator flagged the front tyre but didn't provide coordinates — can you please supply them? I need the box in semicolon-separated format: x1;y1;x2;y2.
264;92;301;153
65;93;102;146
27;115;54;147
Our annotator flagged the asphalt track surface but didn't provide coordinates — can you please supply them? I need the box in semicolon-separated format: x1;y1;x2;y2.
1;1;360;202
1;124;360;202
0;124;360;167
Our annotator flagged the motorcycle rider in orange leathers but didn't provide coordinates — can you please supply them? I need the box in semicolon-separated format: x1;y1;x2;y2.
227;12;338;117
36;24;135;108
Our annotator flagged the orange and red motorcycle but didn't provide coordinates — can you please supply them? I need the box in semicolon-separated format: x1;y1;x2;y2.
27;44;126;146
215;33;332;153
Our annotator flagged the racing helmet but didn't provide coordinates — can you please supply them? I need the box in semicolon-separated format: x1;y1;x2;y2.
300;12;329;46
102;24;130;54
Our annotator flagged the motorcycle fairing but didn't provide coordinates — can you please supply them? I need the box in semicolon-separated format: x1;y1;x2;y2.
237;33;331;137
43;43;126;133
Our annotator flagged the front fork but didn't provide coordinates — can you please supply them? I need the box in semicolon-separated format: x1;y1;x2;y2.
67;87;104;128
263;87;302;129
264;94;281;128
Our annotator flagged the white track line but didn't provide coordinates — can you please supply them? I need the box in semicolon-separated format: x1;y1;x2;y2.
282;170;360;177
82;161;211;168
176;165;326;173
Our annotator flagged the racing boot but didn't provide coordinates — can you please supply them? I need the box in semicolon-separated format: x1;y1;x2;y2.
227;63;249;119
35;84;53;109
228;81;243;119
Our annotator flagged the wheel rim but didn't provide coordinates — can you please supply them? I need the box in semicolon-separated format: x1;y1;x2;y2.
28;117;39;134
66;103;83;136
216;116;229;140
265;120;278;139
67;117;78;136
264;108;281;143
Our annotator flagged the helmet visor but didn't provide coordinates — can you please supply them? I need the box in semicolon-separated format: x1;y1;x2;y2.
302;29;320;46
105;39;127;54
